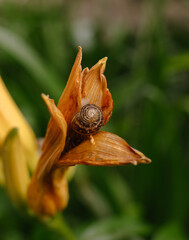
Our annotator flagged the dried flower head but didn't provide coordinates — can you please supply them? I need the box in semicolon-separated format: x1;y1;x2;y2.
27;46;151;216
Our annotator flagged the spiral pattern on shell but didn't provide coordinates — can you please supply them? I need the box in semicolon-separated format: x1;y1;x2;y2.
71;104;104;135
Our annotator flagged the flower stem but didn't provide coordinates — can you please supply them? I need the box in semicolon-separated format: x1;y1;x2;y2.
45;214;76;240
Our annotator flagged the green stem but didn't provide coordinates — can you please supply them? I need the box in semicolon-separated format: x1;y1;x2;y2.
44;214;76;240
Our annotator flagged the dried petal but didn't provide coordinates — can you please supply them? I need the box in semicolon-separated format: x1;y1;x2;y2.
36;94;67;180
51;167;69;212
27;95;68;215
81;58;107;107
57;46;82;124
101;88;113;125
42;47;82;157
27;48;83;215
57;131;151;167
27;167;69;216
41;46;82;158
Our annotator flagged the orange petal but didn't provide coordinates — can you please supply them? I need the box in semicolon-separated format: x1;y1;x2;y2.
27;95;69;215
56;131;151;167
81;57;107;108
27;167;69;216
51;167;69;212
36;94;67;180
27;47;83;216
57;46;82;124
42;46;82;154
38;47;82;176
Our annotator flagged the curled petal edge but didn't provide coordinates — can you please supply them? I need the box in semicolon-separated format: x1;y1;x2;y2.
101;88;113;125
81;57;108;108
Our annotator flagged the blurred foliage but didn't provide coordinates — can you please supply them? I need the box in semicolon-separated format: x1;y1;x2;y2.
0;1;189;239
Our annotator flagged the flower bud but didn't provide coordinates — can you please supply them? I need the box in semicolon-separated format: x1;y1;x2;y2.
2;128;30;207
0;77;38;173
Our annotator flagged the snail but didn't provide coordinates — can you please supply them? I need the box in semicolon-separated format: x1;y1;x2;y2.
71;104;104;135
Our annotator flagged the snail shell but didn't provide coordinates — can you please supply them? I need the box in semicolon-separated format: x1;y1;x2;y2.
71;104;104;135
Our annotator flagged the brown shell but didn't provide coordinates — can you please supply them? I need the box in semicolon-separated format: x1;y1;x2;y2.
71;104;104;135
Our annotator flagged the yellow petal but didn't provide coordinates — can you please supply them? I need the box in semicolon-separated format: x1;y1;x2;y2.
81;57;108;107
0;77;38;172
35;94;67;180
0;111;11;144
2;128;30;207
57;131;151;167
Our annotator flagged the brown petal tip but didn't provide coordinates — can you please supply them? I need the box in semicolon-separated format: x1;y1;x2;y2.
131;157;151;166
90;57;108;74
41;93;49;101
78;46;82;51
141;156;152;164
97;57;108;74
99;57;108;65
130;147;152;164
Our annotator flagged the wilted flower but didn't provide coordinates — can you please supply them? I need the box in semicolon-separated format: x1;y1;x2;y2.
27;46;151;216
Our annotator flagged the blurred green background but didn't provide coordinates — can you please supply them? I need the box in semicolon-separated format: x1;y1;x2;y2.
0;0;189;239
